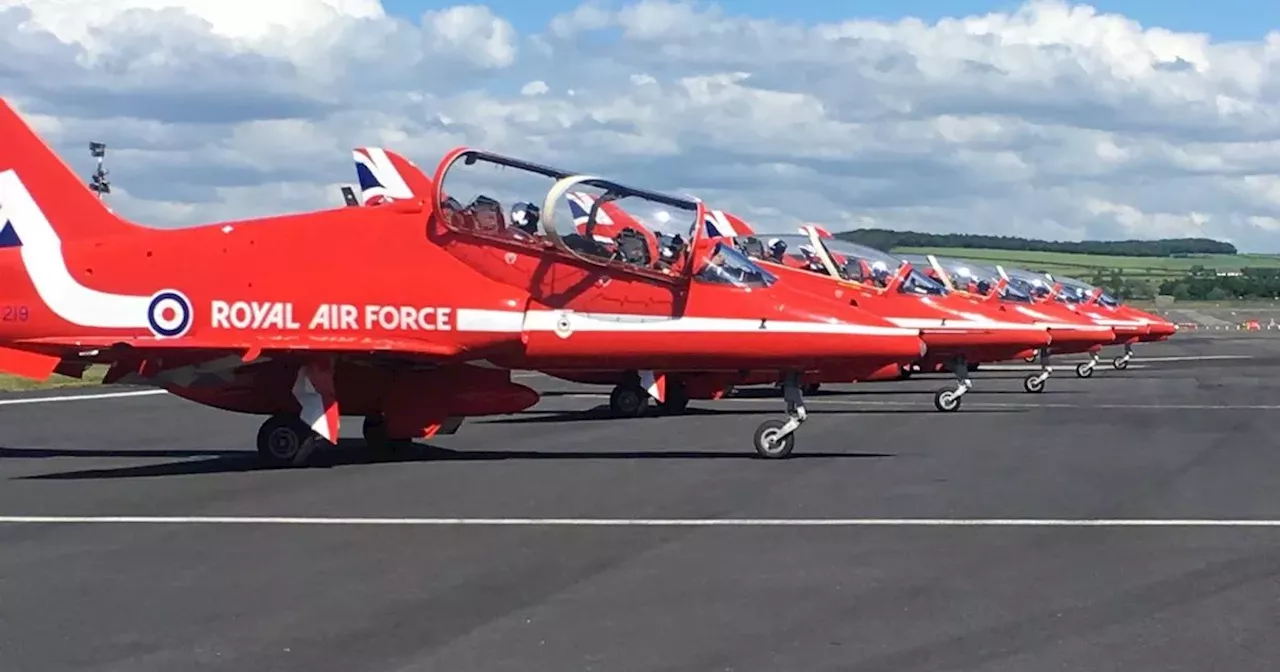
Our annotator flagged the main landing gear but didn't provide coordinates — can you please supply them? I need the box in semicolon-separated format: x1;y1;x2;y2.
608;379;690;416
753;372;807;459
256;414;331;467
1023;348;1052;393
933;358;973;412
255;413;400;467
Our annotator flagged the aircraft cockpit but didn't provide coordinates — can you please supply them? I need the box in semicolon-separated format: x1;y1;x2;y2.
1053;275;1113;306
996;265;1057;303
695;242;777;289
730;233;830;275
432;149;704;282
819;241;947;295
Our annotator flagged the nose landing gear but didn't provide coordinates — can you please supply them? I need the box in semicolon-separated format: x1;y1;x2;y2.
933;358;972;412
1023;348;1052;393
1112;343;1134;370
753;372;807;459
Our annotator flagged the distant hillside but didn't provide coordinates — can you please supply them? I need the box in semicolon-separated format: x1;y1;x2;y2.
834;228;1238;257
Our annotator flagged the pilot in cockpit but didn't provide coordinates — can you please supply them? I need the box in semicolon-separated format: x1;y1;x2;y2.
797;245;827;274
766;238;788;263
469;195;504;234
868;260;892;286
509;202;541;236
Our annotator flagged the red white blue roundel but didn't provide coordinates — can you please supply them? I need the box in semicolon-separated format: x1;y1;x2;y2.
147;289;192;338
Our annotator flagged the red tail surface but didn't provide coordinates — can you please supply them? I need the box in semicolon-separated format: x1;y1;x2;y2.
0;99;142;242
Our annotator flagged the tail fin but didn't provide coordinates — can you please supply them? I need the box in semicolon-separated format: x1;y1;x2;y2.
0;98;139;242
352;147;435;205
701;209;754;238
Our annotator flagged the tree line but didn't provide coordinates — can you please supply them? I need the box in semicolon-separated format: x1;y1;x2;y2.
1116;267;1280;302
830;228;1279;301
836;228;1238;257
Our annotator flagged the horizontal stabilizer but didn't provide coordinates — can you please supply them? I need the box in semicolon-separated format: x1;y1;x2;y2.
0;345;61;380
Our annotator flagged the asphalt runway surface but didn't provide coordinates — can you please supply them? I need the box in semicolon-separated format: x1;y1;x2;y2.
2;332;1280;671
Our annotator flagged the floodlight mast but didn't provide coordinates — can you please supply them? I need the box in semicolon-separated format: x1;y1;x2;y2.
87;141;110;200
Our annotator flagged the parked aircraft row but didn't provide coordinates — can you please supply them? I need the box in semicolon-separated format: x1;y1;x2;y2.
0;98;1176;466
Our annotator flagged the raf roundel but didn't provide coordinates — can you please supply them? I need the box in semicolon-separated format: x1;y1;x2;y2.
147;289;193;338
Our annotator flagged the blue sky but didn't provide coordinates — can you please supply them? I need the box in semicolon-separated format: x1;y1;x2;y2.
384;0;1278;42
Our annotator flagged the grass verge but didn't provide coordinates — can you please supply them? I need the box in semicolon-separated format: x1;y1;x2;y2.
0;365;109;392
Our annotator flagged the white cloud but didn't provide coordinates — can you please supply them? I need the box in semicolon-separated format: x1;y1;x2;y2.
4;0;1280;250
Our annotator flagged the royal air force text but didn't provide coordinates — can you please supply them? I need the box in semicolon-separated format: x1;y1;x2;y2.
209;301;454;331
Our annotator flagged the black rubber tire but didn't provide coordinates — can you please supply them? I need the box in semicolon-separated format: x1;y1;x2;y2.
752;419;796;459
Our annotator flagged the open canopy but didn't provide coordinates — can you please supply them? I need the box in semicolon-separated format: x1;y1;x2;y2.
430;148;708;280
1052;274;1117;306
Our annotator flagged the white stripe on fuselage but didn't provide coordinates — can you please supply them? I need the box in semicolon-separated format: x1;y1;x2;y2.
458;308;921;337
519;310;918;336
0;170;153;329
886;317;1043;331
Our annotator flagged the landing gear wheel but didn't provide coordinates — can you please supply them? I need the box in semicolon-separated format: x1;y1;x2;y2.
362;414;392;453
933;388;962;412
256;414;319;467
1023;373;1045;393
752;418;796;459
1112;356;1128;370
609;384;648;417
1075;362;1094;378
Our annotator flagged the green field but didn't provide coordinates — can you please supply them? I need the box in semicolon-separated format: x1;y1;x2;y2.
0;365;107;391
890;247;1280;282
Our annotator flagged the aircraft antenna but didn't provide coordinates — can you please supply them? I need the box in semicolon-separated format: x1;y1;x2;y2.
87;142;111;200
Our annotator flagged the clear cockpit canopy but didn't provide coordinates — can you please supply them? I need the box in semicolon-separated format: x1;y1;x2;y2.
996;265;1055;302
728;233;947;295
1053;275;1117;306
696;241;778;289
433;149;704;276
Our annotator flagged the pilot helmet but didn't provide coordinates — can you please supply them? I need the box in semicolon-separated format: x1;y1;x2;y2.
767;237;787;258
510;201;540;233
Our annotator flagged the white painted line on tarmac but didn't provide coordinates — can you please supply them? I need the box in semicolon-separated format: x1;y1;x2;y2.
1123;355;1254;362
553;393;1280;411
1;516;1280;527
976;364;1150;371
0;389;168;406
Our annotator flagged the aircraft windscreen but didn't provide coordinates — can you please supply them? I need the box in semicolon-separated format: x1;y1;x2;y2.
695;242;777;288
999;266;1056;302
820;239;903;286
435;150;702;277
738;233;831;274
1049;273;1100;302
893;254;955;296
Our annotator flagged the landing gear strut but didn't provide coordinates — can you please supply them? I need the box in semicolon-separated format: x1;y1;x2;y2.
1075;352;1099;378
753;372;806;458
1112;343;1133;370
256;414;330;467
1023;348;1051;393
933;358;972;412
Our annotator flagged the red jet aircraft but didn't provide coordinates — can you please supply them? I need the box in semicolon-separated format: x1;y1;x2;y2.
0;99;925;464
901;255;1118;390
1027;271;1177;375
347;145;929;457
704;222;1066;410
